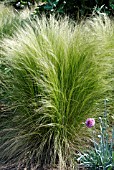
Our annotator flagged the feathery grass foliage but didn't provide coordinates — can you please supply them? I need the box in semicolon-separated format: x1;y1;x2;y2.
0;4;31;109
0;3;32;40
0;15;114;169
0;4;22;39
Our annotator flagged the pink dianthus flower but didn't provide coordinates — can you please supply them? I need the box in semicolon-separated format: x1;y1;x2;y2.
85;118;95;128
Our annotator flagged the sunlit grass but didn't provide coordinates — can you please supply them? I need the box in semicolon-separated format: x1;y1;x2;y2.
0;14;114;169
0;5;19;39
0;4;31;39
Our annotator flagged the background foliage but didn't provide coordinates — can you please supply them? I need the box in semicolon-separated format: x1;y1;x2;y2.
1;0;114;19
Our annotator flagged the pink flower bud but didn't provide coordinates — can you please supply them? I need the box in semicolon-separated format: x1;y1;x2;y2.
85;118;95;128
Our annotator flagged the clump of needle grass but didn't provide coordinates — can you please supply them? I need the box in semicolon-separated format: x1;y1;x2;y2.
0;14;114;169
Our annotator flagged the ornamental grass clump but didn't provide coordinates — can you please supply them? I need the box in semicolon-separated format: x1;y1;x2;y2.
0;15;114;169
77;100;114;170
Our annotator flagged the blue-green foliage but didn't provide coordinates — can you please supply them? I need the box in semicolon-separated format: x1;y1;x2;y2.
77;100;114;170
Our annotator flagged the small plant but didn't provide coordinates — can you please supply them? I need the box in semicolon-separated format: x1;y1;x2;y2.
77;99;114;170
